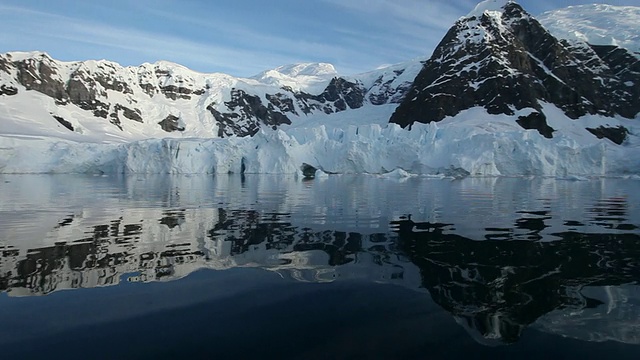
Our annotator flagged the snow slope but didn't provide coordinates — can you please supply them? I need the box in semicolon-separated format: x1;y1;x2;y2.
538;4;640;55
250;62;338;93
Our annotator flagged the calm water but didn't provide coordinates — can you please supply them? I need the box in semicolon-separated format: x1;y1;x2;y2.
0;174;639;359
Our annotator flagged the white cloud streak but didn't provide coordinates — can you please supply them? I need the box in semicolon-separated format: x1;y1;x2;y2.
0;4;364;76
1;1;467;76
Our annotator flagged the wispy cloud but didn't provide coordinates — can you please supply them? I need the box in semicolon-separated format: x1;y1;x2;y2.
0;1;479;76
139;4;425;73
0;4;314;75
314;0;477;65
320;0;475;31
0;3;390;75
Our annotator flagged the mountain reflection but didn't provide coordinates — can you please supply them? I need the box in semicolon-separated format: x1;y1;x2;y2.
392;217;640;345
1;175;639;346
0;208;410;297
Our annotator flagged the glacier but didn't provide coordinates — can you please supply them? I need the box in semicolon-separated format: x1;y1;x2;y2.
1;102;638;177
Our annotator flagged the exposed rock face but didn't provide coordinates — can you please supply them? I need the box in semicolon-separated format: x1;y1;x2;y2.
293;77;366;115
390;2;640;141
266;93;298;115
516;112;554;139
0;84;17;96
205;78;368;137
113;104;142;123
15;55;66;100
586;126;629;145
589;45;640;119
208;89;292;137
313;77;365;111
159;85;194;100
158;115;185;132
367;69;413;105
52;115;73;131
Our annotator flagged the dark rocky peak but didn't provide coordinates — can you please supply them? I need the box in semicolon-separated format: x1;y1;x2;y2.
0;54;19;95
0;53;12;73
589;44;640;119
131;61;207;99
313;77;365;111
3;53;135;100
334;59;425;107
390;0;639;142
0;53;150;130
204;77;367;138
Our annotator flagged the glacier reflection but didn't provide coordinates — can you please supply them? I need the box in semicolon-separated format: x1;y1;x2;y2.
0;174;639;346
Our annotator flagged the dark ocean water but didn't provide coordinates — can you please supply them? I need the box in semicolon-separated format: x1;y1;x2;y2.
1;174;639;359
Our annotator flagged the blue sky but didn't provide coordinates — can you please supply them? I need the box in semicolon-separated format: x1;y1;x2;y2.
1;0;639;76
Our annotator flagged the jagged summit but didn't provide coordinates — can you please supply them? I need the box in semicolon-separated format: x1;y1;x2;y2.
390;1;639;141
466;0;513;18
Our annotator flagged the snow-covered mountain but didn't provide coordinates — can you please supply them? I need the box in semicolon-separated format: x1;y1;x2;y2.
390;1;639;142
538;4;640;56
0;51;418;141
0;0;639;176
250;62;339;92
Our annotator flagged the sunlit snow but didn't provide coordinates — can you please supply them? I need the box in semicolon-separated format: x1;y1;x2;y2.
538;5;640;56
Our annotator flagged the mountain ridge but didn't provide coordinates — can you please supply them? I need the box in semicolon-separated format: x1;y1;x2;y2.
1;2;639;142
0;50;420;140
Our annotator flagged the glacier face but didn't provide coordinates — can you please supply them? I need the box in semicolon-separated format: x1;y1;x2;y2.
1;103;638;176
